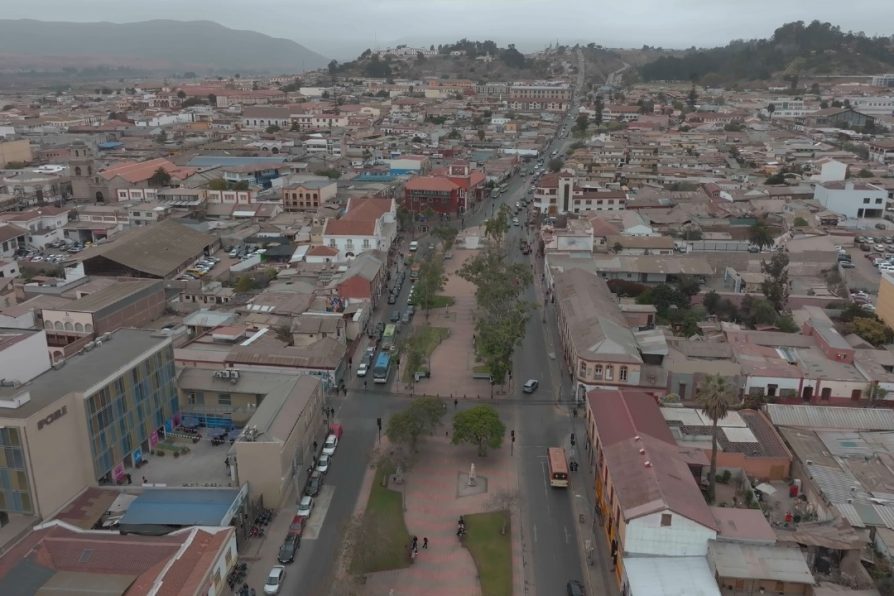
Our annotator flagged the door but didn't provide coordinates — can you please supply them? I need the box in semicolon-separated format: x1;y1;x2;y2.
802;386;813;401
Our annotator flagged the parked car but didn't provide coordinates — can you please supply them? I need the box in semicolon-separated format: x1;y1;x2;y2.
305;472;323;497
566;580;586;596
316;453;331;474
388;294;397;305
277;534;300;564
840;261;856;268
389;311;401;322
356;363;368;377
264;566;286;595
297;496;314;518
522;379;539;394
409;241;419;252
322;433;339;456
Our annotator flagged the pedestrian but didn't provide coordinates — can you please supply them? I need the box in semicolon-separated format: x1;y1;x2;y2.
412;535;418;547
126;473;132;485
142;475;148;484
423;537;429;549
453;398;458;409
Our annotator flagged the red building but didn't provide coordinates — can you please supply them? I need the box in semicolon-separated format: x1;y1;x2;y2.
403;161;486;215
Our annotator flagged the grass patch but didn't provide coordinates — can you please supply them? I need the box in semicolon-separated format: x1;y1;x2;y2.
463;511;512;596
349;462;411;575
400;326;449;382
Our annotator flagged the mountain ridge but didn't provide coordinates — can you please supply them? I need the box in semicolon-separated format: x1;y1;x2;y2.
638;20;894;84
0;19;329;74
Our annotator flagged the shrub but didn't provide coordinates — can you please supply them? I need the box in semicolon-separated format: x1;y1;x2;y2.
173;451;180;458
156;450;166;457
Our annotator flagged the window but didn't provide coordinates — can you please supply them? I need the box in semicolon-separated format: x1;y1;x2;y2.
661;513;672;527
593;365;602;379
604;366;614;381
579;361;588;378
864;197;871;204
218;393;232;406
619;366;628;382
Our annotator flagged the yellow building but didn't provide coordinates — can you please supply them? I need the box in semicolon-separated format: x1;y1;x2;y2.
0;140;32;167
877;271;894;329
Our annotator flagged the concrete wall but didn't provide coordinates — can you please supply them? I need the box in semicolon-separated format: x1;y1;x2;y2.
0;330;51;384
623;510;716;557
0;140;32;166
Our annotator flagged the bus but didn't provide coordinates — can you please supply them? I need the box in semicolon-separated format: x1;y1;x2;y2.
381;324;397;351
547;447;569;488
373;352;392;384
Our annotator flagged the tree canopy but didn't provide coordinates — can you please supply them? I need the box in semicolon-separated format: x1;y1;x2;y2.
148;167;172;188
452;405;506;456
386;397;448;452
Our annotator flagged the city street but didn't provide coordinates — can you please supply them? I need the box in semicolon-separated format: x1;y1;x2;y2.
263;55;609;596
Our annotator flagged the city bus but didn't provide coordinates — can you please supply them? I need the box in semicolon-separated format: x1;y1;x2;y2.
381;324;397;351
547;447;569;488
373;352;392;384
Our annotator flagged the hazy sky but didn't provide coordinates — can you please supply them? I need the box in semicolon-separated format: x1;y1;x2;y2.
3;0;893;59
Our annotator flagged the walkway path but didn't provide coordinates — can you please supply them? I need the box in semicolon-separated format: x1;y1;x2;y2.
364;427;524;596
396;249;511;400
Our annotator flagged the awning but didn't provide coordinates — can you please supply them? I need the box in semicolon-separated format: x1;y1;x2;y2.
180;417;199;429
755;482;777;496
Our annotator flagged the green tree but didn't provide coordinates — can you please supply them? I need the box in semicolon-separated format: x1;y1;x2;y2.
792;217;809;227
155;130;168;144
547;158;564;172
452;405;506;456
477;128;485;141
697;374;734;503
386;397;448;452
574;113;589;136
207;93;217;105
854;317;893;346
414;251;447;317
265;124;281;134
761;251;790;312
702;290;721;314
432;225;459;249
749;221;774;249
767;103;776;118
176;90;186;99
328;60;339;75
233;275;256;293
857;168;874;178
148;167;172;187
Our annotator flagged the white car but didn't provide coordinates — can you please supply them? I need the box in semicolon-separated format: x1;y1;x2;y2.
356;363;368;377
322;433;338;456
297;495;314;518
316;453;331;474
264;566;286;595
409;241;418;252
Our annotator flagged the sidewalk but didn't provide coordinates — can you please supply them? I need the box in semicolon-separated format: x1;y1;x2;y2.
363;428;524;596
239;481;298;590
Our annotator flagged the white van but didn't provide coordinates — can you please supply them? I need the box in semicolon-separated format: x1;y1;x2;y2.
409;241;419;252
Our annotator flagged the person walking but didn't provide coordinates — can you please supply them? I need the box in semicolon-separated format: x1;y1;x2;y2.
423;537;429;549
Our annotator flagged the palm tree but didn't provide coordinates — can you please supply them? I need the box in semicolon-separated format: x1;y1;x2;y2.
697;374;733;503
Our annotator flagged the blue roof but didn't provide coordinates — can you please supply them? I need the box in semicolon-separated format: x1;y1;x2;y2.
120;488;240;527
97;141;123;150
188;155;288;168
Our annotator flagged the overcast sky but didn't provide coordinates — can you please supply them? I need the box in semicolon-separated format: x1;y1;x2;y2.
3;0;893;59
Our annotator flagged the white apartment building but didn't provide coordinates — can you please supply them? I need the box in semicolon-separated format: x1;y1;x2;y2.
766;97;813;118
813;180;888;219
844;96;894;116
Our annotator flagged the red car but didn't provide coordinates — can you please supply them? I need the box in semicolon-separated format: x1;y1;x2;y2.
289;515;305;537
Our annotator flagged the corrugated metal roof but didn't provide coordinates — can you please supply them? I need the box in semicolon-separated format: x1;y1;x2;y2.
624;556;720;596
807;463;871;505
835;502;894;530
765;404;894;431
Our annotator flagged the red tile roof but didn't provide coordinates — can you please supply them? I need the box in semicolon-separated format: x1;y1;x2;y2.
0;521;233;596
604;434;717;530
324;218;375;236
588;389;674;448
405;176;459;192
100;158;196;184
537;173;559;189
0;223;27;243
307;245;339;256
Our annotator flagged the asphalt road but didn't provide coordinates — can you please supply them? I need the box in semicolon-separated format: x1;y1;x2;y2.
279;63;596;596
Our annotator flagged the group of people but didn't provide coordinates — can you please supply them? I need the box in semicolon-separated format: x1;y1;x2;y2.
408;535;429;561
456;516;466;539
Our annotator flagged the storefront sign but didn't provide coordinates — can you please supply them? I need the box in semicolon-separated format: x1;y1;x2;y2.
37;406;67;430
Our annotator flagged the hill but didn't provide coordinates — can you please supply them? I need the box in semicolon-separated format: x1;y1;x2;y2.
332;40;554;82
639;21;894;84
0;19;329;74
